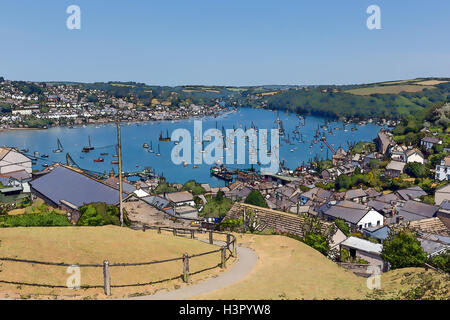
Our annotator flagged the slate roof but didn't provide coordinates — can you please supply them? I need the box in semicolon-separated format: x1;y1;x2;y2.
103;177;137;194
396;186;427;201
375;192;400;204
363;225;391;241
386;160;406;172
321;200;372;224
29;165;122;208
165;191;194;203
345;188;367;200
397;200;439;221
421;136;440;144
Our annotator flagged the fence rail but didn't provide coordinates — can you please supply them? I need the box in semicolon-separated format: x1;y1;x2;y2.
0;225;237;295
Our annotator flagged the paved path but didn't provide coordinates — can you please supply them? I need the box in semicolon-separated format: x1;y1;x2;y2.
129;240;258;300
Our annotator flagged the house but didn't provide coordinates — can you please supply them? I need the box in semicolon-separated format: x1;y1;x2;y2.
200;183;212;195
385;160;406;177
363;225;391;243
395;186;427;201
0;177;30;204
321;167;339;181
417;234;450;257
164;191;195;207
421;136;442;150
390;145;408;162
340;237;386;272
435;156;450;181
174;205;199;219
320;200;385;231
405;148;425;164
434;184;450;206
407;217;450;237
29;164;124;223
345;188;368;204
396;200;439;222
363;153;377;167
375;129;394;155
0;147;32;181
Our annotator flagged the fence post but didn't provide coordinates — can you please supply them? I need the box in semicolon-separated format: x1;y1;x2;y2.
183;253;190;283
221;247;226;269
158;227;161;234
190;230;195;239
103;260;111;296
173;228;177;236
226;234;231;249
209;231;213;244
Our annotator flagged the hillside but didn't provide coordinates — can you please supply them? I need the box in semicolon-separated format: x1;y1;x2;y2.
0;226;227;299
195;233;369;300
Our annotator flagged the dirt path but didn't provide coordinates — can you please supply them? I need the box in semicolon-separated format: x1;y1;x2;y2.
128;241;258;300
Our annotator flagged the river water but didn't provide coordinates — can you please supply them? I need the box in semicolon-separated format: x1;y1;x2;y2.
0;108;383;186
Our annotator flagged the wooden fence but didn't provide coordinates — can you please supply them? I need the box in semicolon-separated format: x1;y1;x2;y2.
0;225;237;296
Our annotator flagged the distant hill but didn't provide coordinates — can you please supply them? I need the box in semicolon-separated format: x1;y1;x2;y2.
31;77;450;120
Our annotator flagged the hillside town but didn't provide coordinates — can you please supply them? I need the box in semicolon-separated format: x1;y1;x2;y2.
0;78;227;129
1;111;449;277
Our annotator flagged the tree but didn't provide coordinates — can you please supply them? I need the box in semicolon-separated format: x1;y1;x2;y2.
335;174;352;190
334;218;351;236
381;228;427;269
404;162;429;178
244;190;268;208
302;232;329;256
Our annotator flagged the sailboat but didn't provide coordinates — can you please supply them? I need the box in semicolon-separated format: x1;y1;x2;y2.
82;136;94;153
156;144;161;156
53;138;63;153
159;129;171;142
148;141;154;153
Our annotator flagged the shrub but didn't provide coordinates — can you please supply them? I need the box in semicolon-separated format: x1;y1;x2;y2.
427;251;450;273
0;212;70;227
77;202;129;226
244;190;268;208
302;232;330;256
334;219;351;236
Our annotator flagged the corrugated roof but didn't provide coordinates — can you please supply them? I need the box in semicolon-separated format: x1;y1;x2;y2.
29;165;122;208
340;236;383;255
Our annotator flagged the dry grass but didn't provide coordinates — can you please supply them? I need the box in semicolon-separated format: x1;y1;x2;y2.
194;233;369;300
0;226;232;299
345;85;436;95
367;268;450;300
414;80;449;86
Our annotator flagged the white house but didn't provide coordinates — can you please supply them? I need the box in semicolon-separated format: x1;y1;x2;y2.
321;200;385;231
405;148;425;164
165;191;195;207
0;147;32;178
435;156;450;181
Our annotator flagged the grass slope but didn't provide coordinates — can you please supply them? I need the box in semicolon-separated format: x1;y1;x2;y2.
0;226;227;299
195;234;368;300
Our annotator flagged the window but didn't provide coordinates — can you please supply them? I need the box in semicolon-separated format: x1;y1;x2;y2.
377;220;380;226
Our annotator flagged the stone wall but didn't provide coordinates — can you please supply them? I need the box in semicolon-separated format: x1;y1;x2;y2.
225;202;336;238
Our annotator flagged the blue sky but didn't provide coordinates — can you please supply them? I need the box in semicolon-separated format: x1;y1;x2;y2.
0;0;449;86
